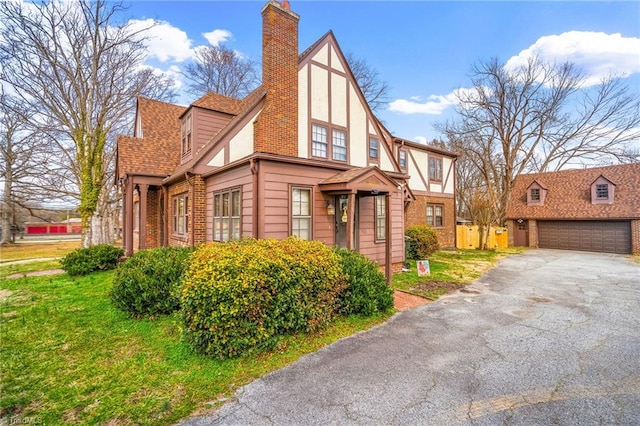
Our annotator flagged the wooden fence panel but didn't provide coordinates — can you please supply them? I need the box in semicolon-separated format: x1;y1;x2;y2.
456;225;508;249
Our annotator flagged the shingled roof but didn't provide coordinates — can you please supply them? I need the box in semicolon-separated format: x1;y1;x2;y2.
188;92;244;116
117;97;186;178
506;163;640;220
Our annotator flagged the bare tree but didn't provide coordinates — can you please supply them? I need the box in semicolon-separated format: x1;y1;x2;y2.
0;0;175;247
439;56;640;224
346;52;391;113
184;45;260;98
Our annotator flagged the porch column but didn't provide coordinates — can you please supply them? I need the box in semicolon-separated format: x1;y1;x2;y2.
346;191;356;250
385;192;392;284
139;184;148;250
124;177;134;256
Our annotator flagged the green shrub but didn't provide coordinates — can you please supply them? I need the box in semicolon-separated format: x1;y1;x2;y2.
60;244;124;276
111;246;195;318
181;238;346;358
334;248;394;316
405;225;440;260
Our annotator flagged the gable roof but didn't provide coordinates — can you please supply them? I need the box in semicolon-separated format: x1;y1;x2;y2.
506;163;640;220
117;97;186;178
319;165;399;193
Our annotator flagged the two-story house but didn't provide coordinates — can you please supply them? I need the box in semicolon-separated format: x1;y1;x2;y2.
116;0;457;281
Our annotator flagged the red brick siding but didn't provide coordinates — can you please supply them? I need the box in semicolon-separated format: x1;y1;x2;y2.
254;2;299;157
404;195;456;248
167;180;191;247
192;175;207;245
145;188;160;249
632;219;640;254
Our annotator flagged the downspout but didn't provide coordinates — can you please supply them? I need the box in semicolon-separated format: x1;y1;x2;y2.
250;158;259;238
162;184;168;246
453;157;457;250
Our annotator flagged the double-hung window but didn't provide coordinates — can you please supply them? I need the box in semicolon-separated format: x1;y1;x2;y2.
399;150;407;169
292;187;312;240
181;114;192;156
173;194;189;236
312;124;328;158
213;189;241;242
429;157;442;181
332;129;347;161
426;204;444;228
375;195;386;241
369;138;379;160
530;188;540;201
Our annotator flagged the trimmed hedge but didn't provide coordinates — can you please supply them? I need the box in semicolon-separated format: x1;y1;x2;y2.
181;238;346;358
60;244;124;276
111;246;195;318
405;225;440;260
334;248;394;316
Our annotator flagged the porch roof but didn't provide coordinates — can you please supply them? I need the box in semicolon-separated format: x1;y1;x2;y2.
319;166;399;194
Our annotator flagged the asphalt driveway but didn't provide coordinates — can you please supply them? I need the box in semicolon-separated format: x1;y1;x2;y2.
180;249;640;425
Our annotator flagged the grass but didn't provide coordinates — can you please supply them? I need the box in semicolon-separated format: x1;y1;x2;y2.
0;240;80;262
0;270;391;425
393;248;525;299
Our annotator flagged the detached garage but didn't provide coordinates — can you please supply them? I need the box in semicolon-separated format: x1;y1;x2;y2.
505;163;640;255
537;220;632;254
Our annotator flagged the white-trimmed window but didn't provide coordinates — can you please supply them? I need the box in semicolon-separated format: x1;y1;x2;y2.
332;129;347;161
429;157;443;181
427;204;444;228
375;195;386;241
173;194;189;236
292;187;312;240
399;149;407;169
369;137;379;159
312;124;328;158
181;114;192;156
213;189;241;242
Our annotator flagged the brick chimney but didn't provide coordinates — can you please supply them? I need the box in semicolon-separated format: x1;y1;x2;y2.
254;0;299;156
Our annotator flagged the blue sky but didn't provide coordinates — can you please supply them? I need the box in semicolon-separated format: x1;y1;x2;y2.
124;0;640;143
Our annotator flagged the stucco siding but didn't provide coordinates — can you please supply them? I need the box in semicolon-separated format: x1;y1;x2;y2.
298;65;309;158
331;73;347;127
228;111;259;162
349;85;367;167
311;64;329;122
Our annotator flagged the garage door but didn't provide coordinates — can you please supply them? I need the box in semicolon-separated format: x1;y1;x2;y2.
538;220;632;254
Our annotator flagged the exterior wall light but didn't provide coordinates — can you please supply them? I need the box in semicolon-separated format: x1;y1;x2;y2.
326;202;335;216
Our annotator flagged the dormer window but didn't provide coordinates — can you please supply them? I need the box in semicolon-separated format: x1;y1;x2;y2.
595;184;608;199
181;114;192;156
526;180;547;206
591;176;615;204
530;188;540;202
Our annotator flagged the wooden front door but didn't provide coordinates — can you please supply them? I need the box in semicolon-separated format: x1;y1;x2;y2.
514;219;529;247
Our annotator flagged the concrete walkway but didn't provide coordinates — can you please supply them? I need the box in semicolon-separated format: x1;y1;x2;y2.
179;249;640;425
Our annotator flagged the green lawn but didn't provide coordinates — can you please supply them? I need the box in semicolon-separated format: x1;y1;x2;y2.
393;248;525;299
0;271;390;425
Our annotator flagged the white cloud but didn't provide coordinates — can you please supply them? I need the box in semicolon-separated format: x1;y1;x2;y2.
127;18;194;63
203;29;232;46
505;31;640;86
413;136;428;144
389;87;479;115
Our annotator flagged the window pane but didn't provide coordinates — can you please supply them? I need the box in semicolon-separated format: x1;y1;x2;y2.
596;184;608;198
426;205;434;227
369;138;379;158
332;129;347;161
232;218;240;240
232;190;240;216
375;195;385;240
214;194;221;216
214;218;221;241
399;151;406;168
222;192;229;216
312;125;327;158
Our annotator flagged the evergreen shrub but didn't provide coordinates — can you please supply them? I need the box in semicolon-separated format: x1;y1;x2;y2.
405;225;440;260
334;248;394;315
181;238;346;358
111;246;195;318
60;244;124;276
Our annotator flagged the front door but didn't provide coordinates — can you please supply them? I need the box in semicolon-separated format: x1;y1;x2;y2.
335;195;348;248
514;219;529;247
